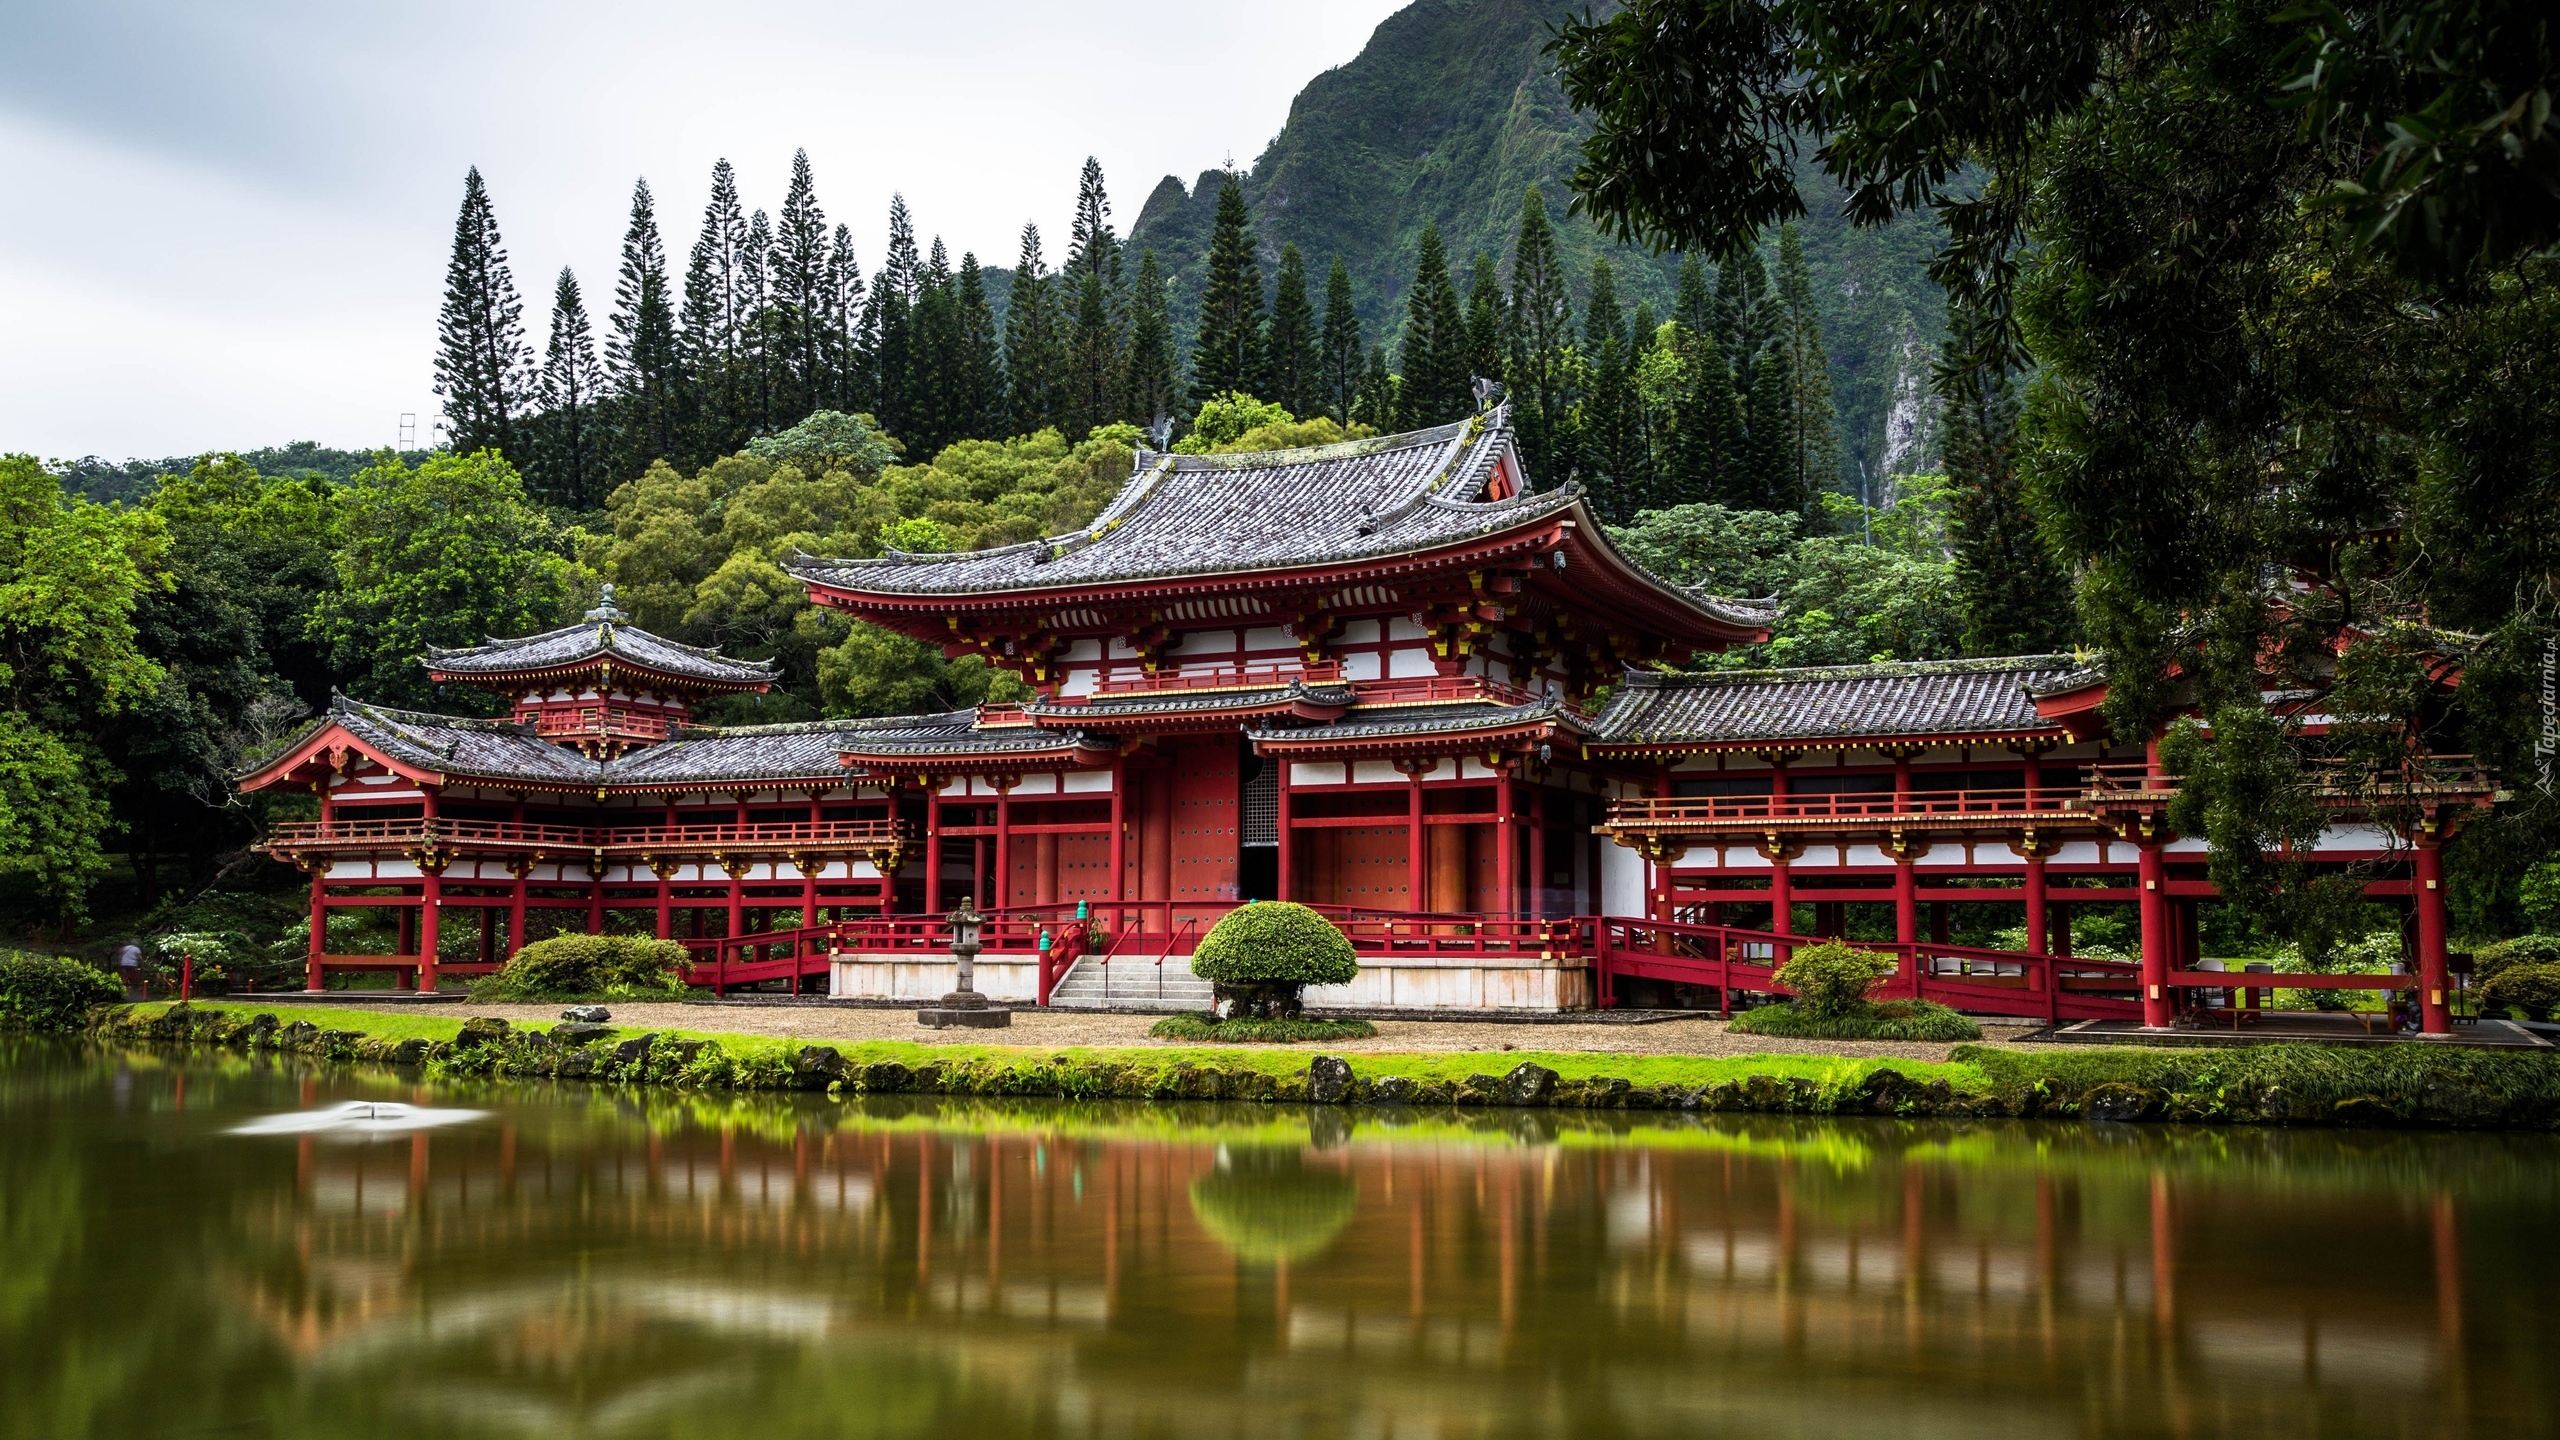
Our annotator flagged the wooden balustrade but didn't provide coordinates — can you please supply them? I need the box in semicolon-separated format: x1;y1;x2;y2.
1604;787;2091;831
263;816;912;853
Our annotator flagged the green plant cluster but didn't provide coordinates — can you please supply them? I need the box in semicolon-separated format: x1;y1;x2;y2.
0;952;121;1032
1189;903;1360;986
1149;1014;1378;1044
470;934;690;1001
1730;998;1981;1042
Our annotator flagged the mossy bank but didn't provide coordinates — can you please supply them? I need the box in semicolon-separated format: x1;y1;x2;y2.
78;1001;2560;1130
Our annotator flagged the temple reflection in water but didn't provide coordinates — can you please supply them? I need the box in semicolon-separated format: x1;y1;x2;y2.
165;1073;2533;1440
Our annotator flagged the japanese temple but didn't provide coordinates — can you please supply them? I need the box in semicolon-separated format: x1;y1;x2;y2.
241;406;2499;1033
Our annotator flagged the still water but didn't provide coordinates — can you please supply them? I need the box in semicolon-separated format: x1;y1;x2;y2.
5;1039;2556;1439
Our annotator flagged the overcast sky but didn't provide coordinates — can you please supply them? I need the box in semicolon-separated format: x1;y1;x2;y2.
0;0;1409;462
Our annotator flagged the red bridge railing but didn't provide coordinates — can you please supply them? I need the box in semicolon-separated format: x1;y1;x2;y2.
1592;917;2143;1023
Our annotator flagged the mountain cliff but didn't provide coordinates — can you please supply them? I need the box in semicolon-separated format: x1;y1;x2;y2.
1127;0;1947;486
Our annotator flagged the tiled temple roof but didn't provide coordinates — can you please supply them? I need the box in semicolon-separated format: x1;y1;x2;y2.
1247;694;1585;751
790;416;1551;596
1588;656;2090;747
832;710;1112;767
423;589;777;690
322;696;598;782
787;412;1768;637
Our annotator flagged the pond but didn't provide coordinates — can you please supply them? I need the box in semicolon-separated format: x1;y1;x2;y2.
5;1038;2556;1438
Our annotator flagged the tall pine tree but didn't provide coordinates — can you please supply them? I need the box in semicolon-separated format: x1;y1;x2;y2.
905;238;963;457
1462;253;1507;392
1066;157;1120;284
678;159;753;459
1265;244;1319;417
1505;188;1575;481
1940;301;2073;654
535;267;605;507
1002;222;1062;436
1189;176;1266;405
1576;259;1645;521
1397;223;1468;428
1664;316;1744;509
1063;264;1126;439
1121;249;1181;432
768;148;833;422
1774;224;1842;503
433;167;532;460
1319;258;1363;423
1351;344;1398;430
824;223;867;413
953;252;1003;444
742;208;780;433
868;195;921;443
605;177;682;477
1741;341;1799;514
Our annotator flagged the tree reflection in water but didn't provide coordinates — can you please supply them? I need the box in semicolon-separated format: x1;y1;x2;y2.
2;1039;2557;1439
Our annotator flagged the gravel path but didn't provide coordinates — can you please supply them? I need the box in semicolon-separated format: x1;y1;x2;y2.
312;999;2041;1065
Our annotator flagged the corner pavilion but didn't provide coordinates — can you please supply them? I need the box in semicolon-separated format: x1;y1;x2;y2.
242;408;2497;1032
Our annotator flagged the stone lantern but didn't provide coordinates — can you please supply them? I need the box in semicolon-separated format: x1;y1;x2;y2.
918;896;1010;1029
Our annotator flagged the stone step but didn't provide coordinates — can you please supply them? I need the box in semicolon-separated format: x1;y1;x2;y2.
1046;955;1213;1012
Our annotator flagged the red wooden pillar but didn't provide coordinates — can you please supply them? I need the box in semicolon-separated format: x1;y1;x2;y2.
2024;850;2049;954
2139;840;2172;1026
1495;770;1516;921
1649;765;1672;922
994;779;1014;911
1895;854;1919;945
509;867;529;958
306;869;326;990
1766;758;1791;935
654;865;673;939
1109;760;1127;928
804;789;824;926
1406;765;1426;914
1527;787;1547;920
1769;852;1794;937
417;866;442;993
1275;757;1293;902
2415;836;2452;1035
923;780;943;916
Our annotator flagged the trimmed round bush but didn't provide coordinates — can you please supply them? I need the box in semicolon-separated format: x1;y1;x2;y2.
0;952;122;1032
2482;962;2560;1022
1189;902;1359;1020
1772;941;1897;1018
474;934;691;1001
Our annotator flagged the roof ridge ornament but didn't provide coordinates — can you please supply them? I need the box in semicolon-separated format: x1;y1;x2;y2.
583;584;629;625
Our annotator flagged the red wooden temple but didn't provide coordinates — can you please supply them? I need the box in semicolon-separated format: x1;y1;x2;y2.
240;407;2498;1032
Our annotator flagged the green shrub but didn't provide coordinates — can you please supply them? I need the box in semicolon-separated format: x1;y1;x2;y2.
1730;997;1982;1042
1190;903;1359;1020
1148;1013;1378;1043
1771;941;1897;1018
2476;934;2560;986
0;952;122;1031
2482;963;2560;1022
472;934;691;1001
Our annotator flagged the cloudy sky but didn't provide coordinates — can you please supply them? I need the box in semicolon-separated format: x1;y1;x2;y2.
0;0;1408;462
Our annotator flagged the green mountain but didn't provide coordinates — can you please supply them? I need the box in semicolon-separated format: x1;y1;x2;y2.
1127;0;1949;487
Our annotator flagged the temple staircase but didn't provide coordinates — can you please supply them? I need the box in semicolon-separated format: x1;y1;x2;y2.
1044;952;1214;1013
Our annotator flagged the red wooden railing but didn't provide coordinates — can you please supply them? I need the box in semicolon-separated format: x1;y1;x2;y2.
263;817;912;853
1591;916;2144;1023
1607;787;2089;829
520;706;676;740
1350;674;1537;708
1087;661;1344;697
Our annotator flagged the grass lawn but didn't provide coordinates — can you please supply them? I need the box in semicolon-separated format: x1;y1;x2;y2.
154;1001;1990;1094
